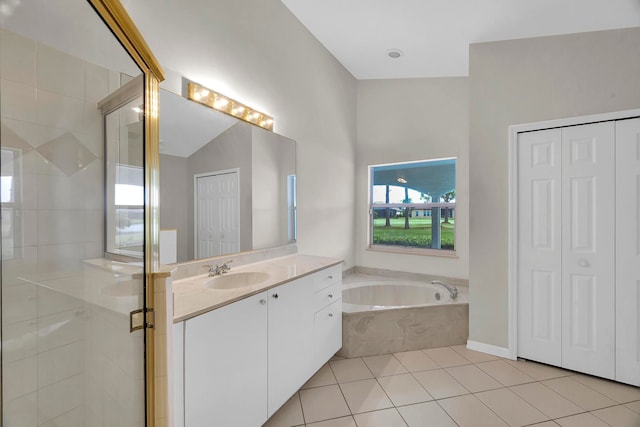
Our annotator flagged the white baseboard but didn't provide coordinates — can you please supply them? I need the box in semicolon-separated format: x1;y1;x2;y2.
467;340;513;359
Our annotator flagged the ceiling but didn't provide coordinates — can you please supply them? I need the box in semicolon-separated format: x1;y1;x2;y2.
281;0;640;79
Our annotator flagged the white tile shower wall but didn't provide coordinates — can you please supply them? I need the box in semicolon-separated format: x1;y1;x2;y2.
1;29;141;426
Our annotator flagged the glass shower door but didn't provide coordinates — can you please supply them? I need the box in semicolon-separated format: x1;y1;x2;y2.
1;1;148;426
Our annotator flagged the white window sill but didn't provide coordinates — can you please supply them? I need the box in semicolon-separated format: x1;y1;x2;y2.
367;244;458;258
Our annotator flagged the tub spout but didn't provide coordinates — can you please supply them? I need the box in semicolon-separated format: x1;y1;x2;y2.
430;280;458;299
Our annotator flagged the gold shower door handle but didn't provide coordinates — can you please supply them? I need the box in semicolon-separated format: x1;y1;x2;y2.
130;308;154;332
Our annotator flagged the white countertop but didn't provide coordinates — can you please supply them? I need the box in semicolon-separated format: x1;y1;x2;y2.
172;254;343;322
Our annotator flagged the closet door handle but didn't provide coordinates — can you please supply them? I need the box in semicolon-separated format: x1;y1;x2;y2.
578;258;590;268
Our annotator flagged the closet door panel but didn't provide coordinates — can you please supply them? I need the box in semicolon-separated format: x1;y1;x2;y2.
615;117;640;386
517;129;562;365
561;122;615;379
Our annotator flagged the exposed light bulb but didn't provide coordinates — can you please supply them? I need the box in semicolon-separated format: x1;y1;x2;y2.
187;81;274;131
214;97;229;109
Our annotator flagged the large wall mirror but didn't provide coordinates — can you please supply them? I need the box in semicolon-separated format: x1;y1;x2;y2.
159;89;296;263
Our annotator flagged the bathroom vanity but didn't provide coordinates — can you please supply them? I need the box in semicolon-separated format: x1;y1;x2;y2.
172;255;342;427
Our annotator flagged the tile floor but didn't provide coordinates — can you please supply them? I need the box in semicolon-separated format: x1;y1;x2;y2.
263;345;640;427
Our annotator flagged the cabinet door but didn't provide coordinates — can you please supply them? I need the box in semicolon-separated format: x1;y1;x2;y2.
615;117;640;386
315;299;343;367
267;277;314;417
184;292;268;427
174;322;185;427
517;128;563;366
561;122;615;379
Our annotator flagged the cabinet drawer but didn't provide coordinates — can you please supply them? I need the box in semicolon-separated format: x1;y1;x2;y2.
312;265;341;292
314;281;342;312
314;299;342;366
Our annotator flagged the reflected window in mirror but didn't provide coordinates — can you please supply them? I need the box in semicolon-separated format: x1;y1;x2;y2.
1;148;19;260
101;79;145;258
288;174;297;243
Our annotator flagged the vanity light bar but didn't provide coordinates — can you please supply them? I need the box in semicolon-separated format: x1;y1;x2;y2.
187;82;274;131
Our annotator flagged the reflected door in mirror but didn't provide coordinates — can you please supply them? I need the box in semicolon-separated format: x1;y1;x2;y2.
195;170;240;258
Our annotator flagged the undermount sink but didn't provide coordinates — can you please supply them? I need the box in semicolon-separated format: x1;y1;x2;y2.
204;272;271;290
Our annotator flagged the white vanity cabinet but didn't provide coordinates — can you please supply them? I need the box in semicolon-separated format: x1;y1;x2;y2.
183;291;268;427
267;276;314;416
177;263;342;427
311;265;343;367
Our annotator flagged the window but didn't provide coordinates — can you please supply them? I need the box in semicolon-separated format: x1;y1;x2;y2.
369;158;456;253
1;148;19;260
104;93;145;258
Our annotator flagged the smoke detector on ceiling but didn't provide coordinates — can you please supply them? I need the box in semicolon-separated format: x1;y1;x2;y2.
387;49;403;59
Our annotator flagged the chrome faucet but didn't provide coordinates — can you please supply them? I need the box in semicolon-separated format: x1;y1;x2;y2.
205;260;233;277
430;280;458;299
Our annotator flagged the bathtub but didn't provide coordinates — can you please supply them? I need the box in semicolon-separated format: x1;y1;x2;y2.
338;278;469;358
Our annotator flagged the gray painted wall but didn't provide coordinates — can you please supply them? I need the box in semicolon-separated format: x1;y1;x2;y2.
252;127;296;250
356;77;469;279
122;0;357;267
187;123;253;259
159;154;189;262
469;27;640;348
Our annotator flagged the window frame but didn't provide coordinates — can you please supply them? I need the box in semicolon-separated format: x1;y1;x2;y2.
367;158;457;257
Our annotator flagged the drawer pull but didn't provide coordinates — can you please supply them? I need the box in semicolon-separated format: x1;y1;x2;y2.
328;313;334;317
259;299;266;305
272;293;279;299
328;275;333;279
328;294;333;298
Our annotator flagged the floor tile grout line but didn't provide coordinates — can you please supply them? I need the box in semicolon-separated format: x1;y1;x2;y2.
498;357;572;383
570;374;640;405
473;359;539;388
551;410;616;427
328;361;360;420
431;395;462;427
295;391;307;426
540;376;620;412
291;346;639;427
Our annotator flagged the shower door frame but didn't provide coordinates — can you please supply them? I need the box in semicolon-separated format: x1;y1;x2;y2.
87;1;166;426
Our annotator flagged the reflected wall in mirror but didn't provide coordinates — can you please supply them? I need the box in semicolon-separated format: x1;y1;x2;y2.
159;89;296;263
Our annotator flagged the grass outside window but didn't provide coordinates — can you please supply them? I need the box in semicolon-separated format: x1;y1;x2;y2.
372;217;455;250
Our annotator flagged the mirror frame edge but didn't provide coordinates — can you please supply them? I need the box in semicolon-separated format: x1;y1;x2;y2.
87;1;165;426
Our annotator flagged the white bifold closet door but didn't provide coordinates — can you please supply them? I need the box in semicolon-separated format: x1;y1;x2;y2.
517;128;563;367
560;123;615;379
615;117;640;386
518;122;616;380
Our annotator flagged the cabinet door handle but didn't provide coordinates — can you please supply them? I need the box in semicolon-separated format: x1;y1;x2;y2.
272;293;279;299
259;299;266;305
328;275;333;279
328;294;333;298
328;313;334;317
578;258;590;268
